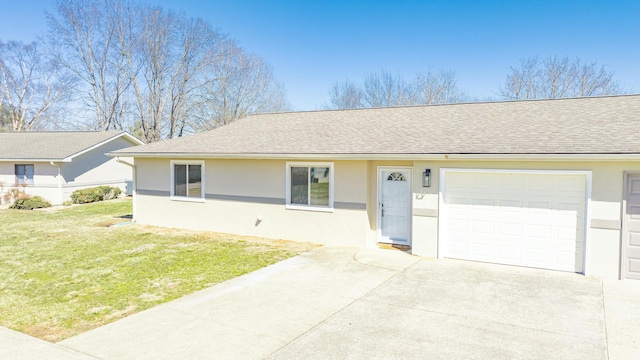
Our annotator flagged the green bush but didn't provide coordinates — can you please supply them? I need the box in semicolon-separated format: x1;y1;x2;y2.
10;196;51;210
70;186;122;204
98;185;121;200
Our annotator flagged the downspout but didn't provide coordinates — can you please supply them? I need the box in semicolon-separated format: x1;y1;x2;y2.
116;157;137;222
50;161;62;205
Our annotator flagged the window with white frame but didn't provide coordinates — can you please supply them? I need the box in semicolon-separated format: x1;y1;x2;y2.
170;161;204;200
15;164;34;185
286;162;333;210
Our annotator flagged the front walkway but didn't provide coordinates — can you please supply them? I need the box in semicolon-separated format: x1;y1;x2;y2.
0;326;97;360
4;246;640;359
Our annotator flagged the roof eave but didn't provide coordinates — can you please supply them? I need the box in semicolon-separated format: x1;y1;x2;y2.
0;158;71;163
106;152;640;161
64;132;145;161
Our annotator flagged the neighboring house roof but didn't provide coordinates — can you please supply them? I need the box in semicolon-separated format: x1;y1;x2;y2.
0;131;144;162
111;95;640;159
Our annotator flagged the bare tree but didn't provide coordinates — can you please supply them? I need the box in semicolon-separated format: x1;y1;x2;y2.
414;69;465;104
0;102;12;130
48;0;288;141
500;57;541;100
189;46;289;132
500;56;622;100
326;79;364;109
0;40;74;131
326;68;465;109
47;0;132;131
124;6;177;142
166;18;227;138
362;70;413;107
125;7;229;141
575;59;621;96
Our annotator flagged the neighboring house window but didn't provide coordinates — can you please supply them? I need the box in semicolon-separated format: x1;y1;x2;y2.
286;162;334;211
15;164;34;185
170;161;204;201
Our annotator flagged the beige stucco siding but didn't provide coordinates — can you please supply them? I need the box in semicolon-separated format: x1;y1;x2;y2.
135;158;370;246
410;159;640;279
134;156;636;280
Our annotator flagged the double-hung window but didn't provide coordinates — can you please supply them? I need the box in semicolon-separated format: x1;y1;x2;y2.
15;164;34;185
286;162;333;211
170;161;204;201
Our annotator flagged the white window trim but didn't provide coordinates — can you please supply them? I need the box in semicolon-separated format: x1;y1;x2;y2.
285;161;334;212
15;164;34;185
170;160;205;203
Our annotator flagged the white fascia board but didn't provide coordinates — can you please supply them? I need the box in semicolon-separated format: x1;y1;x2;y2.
0;158;71;163
103;152;640;162
121;132;146;145
64;132;144;162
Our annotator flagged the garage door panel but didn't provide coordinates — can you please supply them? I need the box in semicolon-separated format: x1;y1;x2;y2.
471;243;494;258
527;224;553;239
498;246;522;262
499;200;524;211
441;170;587;273
472;221;494;234
558;226;578;240
499;223;523;236
448;241;469;255
527;248;552;263
529;177;554;191
499;175;525;188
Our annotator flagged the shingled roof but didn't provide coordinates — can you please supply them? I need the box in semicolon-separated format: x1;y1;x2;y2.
0;131;143;161
111;95;640;159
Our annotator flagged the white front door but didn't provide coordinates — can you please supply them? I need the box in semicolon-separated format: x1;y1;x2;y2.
378;168;411;245
623;174;640;280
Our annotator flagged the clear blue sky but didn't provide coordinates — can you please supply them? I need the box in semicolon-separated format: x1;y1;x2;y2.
1;0;638;110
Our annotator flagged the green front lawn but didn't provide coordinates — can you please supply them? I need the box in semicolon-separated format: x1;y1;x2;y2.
0;199;317;342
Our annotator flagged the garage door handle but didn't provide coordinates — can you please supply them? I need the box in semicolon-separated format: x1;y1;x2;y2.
381;203;384;217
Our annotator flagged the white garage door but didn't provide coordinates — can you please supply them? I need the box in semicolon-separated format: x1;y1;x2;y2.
440;170;588;273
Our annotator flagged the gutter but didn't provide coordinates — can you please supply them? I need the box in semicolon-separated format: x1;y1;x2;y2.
115;157;137;222
106;152;640;162
0;158;71;163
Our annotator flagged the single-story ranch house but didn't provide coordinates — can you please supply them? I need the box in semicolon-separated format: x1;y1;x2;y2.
0;131;143;205
111;95;640;280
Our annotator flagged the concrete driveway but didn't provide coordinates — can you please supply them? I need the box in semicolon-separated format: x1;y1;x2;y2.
40;246;640;359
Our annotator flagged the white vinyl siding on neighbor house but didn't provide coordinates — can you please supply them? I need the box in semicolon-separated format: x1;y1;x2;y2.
15;164;34;185
286;162;334;211
439;169;589;273
170;160;204;201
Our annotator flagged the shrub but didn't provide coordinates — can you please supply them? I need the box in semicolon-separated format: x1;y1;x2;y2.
1;185;27;205
70;186;122;204
10;196;51;210
98;185;121;200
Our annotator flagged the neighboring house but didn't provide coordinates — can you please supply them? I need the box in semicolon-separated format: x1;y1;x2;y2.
111;95;640;280
0;131;144;205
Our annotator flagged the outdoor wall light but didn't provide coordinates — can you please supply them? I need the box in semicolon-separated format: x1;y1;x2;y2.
422;169;431;187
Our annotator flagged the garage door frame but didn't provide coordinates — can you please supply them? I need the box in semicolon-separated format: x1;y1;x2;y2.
438;168;592;275
621;171;640;280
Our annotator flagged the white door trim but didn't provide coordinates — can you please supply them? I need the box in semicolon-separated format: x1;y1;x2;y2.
621;171;640;280
438;168;592;274
377;166;412;245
